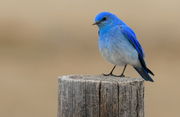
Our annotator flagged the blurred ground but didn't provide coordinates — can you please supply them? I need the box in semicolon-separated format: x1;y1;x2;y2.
0;0;180;117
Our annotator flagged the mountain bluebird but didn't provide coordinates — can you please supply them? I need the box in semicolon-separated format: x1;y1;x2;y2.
93;12;154;82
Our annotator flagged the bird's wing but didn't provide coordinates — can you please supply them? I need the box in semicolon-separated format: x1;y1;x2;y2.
120;25;144;58
120;25;154;75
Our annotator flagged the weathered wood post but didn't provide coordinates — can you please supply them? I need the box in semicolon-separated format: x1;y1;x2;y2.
58;75;144;117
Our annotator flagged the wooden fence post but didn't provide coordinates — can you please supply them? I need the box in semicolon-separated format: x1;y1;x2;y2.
58;75;144;117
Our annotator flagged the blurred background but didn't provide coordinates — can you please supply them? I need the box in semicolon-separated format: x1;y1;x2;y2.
0;0;180;117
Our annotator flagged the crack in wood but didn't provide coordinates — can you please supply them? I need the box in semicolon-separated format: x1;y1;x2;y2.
58;75;144;117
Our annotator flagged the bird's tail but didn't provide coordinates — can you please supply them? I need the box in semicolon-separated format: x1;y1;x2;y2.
134;67;154;82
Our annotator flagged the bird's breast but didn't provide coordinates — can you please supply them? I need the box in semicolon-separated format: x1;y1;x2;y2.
98;30;139;66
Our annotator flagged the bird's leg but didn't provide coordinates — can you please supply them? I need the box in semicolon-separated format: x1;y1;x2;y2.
118;64;127;77
103;65;116;76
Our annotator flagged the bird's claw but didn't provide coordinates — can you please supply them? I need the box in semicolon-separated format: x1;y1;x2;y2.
103;73;115;76
103;73;112;76
119;74;125;77
103;73;125;77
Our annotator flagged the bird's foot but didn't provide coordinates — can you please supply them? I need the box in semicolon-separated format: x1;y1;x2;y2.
103;73;123;77
103;73;116;76
110;74;125;77
119;74;125;77
103;73;111;76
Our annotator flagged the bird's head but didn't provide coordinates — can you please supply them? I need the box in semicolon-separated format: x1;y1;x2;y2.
93;12;124;29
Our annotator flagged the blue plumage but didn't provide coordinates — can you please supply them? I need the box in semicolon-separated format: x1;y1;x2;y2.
120;25;144;58
94;12;154;82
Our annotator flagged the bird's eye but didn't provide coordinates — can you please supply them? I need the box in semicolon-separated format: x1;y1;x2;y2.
102;17;107;21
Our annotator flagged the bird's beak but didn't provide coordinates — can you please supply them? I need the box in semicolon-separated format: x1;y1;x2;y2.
93;21;100;25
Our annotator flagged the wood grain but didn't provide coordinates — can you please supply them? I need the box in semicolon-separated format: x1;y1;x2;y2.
58;75;144;117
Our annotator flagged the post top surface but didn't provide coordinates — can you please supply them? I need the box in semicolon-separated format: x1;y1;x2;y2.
59;75;143;84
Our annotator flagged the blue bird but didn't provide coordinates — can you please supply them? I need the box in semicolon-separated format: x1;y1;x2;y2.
93;12;154;82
